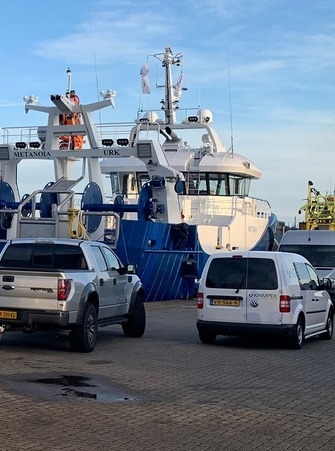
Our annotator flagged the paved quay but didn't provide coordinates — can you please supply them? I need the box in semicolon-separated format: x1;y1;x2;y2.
0;300;335;450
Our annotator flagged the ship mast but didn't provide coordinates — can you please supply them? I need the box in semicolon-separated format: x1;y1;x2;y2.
154;47;183;125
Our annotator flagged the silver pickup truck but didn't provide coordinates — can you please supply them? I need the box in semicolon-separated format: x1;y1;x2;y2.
0;238;145;352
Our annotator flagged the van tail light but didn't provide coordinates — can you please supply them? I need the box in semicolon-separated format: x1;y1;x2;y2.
58;279;71;301
279;295;291;313
197;292;204;309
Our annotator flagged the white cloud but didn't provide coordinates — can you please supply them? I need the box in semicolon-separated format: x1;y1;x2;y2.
34;10;179;64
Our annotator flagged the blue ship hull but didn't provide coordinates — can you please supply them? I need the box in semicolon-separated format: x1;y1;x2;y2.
114;214;277;302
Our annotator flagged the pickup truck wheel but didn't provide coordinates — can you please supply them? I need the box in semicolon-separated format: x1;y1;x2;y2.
122;294;146;337
69;303;97;352
289;317;304;350
320;310;333;340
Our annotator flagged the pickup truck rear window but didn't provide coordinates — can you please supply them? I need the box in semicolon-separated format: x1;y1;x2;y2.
0;243;88;270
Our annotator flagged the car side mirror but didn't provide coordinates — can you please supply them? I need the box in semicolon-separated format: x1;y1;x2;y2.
320;278;332;290
126;264;137;274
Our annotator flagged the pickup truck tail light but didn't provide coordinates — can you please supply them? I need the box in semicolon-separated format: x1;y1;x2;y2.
197;292;204;309
58;279;71;301
279;295;291;313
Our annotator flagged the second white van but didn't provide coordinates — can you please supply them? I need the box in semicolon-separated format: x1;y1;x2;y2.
196;251;333;349
278;230;335;303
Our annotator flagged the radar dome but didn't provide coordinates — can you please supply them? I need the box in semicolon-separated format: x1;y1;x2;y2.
142;111;159;122
198;109;213;124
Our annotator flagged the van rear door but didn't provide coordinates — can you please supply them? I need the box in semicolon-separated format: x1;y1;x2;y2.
245;257;281;325
204;255;247;323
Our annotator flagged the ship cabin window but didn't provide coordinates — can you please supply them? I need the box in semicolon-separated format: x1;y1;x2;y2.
137;172;150;192
110;172;120;194
229;176;251;196
115;172;150;197
183;172;251;196
209;173;228;195
185;172;228;195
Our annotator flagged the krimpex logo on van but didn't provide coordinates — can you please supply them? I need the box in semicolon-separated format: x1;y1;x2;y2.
248;293;277;299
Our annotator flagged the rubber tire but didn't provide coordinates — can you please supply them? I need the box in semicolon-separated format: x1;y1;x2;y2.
289;317;304;350
198;328;217;345
122;295;146;337
320;311;334;340
69;303;97;352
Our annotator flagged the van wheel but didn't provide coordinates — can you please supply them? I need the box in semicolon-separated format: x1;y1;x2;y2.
69;303;97;353
320;310;333;340
198;328;217;345
289;317;304;349
122;294;146;337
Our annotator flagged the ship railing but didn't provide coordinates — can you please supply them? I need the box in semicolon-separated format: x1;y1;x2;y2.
97;121;164;146
188;196;271;219
1;126;40;144
1;121;161;148
1;123;136;146
94;121;138;141
2;110;210;149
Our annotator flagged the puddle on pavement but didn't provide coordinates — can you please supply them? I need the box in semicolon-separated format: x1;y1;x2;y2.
0;373;140;403
28;374;137;402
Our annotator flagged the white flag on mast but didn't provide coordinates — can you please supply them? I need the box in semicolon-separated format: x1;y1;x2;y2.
140;64;151;94
173;72;183;99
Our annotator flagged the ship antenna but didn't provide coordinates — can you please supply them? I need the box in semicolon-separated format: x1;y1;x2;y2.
66;67;72;93
226;40;234;154
89;13;103;127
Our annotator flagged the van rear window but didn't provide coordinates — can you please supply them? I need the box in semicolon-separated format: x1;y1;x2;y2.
206;258;278;290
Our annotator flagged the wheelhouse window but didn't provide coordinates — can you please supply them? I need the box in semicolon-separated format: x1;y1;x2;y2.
184;172;250;196
209;173;228;195
228;175;251;196
110;172;150;197
110;172;120;193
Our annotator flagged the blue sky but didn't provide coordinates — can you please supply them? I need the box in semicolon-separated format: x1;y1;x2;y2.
0;0;335;226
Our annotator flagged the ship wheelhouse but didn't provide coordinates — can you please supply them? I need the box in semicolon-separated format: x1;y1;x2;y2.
184;172;251;196
109;169;252;199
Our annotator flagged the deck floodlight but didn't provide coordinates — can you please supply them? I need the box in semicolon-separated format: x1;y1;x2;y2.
117;138;129;146
29;142;41;149
102;139;114;147
15;142;27;149
23;95;39;105
100;90;116;100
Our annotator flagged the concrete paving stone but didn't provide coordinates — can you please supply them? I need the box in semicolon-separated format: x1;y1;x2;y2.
0;301;334;450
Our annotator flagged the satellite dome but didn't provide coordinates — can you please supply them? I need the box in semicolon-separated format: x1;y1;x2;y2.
142;111;159;122
198;109;213;124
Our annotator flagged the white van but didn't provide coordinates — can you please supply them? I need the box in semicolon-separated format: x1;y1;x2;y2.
196;251;333;349
278;230;335;278
279;230;335;304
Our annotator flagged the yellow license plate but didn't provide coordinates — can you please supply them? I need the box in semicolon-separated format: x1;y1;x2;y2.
211;299;240;307
0;310;17;319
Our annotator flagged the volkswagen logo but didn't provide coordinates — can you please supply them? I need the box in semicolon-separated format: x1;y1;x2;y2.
250;300;259;308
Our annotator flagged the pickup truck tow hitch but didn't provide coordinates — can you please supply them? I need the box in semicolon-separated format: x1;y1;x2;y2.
0;325;6;338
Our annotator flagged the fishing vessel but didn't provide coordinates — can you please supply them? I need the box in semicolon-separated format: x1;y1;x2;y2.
0;47;277;301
